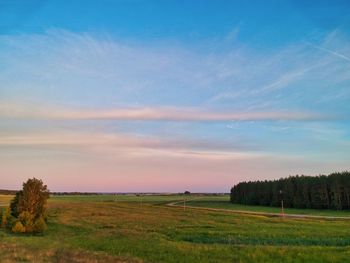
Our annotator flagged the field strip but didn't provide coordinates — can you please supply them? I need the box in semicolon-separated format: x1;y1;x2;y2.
166;199;350;220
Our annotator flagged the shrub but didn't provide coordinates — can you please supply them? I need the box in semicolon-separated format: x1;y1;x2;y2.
12;221;26;233
8;178;50;234
19;211;34;233
33;216;47;233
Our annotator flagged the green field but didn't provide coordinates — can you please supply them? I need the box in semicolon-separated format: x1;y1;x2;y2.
1;194;350;262
185;196;350;217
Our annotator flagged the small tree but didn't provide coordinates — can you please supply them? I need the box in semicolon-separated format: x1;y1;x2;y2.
9;178;50;233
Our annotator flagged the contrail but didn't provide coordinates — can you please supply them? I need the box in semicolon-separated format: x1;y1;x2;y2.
306;41;350;63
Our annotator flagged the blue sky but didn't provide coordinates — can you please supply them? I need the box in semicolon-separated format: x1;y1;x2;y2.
2;1;349;43
0;0;350;192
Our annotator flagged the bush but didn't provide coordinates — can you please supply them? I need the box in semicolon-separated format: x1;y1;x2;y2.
12;221;26;233
19;211;34;233
8;178;50;234
33;216;47;233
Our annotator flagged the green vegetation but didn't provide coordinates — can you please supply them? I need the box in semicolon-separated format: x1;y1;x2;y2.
1;194;350;262
51;193;186;203
231;171;350;210
1;178;49;234
186;196;350;217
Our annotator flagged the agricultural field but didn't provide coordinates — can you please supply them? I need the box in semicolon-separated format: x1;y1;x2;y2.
0;195;13;206
1;194;350;262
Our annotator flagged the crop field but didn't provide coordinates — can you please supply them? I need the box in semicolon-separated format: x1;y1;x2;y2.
1;194;350;262
0;195;13;206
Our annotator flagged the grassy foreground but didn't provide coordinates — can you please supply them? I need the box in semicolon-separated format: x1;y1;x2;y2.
1;194;350;262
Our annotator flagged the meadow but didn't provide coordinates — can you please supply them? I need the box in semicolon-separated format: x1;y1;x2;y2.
1;194;350;262
185;196;350;217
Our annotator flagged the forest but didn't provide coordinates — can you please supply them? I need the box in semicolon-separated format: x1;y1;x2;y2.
230;171;350;210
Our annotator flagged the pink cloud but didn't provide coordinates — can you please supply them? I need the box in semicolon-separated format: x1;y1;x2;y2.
0;103;331;121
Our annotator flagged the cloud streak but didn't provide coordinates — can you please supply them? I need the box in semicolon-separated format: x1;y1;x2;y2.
0;29;349;191
0;130;264;161
306;42;350;63
1;29;349;115
0;103;334;122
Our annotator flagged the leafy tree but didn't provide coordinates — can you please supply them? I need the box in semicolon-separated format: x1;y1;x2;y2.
8;178;50;233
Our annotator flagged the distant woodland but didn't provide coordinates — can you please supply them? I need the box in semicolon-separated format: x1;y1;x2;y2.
231;171;350;210
0;189;17;195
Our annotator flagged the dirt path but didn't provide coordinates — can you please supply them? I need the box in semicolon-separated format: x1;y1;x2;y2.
166;199;350;220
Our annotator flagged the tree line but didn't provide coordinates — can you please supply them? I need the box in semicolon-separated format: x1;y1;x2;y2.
0;189;17;195
230;171;350;210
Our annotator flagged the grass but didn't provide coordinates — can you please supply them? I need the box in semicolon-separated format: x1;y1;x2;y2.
186;195;350;217
1;194;350;262
51;194;187;203
0;194;14;206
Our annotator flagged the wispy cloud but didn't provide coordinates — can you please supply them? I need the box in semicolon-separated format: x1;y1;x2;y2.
0;29;349;114
256;67;311;93
207;31;350;108
0;103;334;121
0;29;349;191
306;41;350;63
0;130;264;160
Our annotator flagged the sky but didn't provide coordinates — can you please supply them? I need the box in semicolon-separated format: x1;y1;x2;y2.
0;0;350;192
